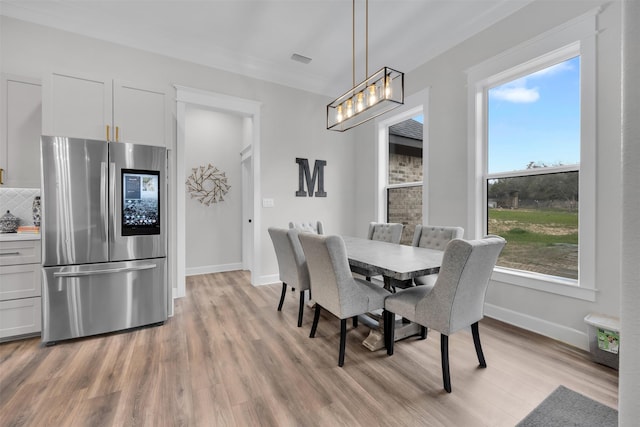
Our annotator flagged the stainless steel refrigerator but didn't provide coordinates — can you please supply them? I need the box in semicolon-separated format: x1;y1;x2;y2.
40;135;168;343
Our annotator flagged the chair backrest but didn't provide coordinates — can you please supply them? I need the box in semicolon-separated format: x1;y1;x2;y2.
289;221;324;235
367;222;403;244
268;227;310;291
298;233;365;318
417;236;506;335
412;225;464;250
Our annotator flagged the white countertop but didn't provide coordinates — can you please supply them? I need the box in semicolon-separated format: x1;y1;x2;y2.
0;233;41;241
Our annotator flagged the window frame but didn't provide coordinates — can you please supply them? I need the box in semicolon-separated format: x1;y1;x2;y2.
375;93;429;224
466;10;598;301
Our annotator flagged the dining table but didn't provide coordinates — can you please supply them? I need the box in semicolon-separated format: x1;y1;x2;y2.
342;236;445;351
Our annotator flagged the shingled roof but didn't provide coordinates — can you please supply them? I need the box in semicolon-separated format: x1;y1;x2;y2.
389;119;423;141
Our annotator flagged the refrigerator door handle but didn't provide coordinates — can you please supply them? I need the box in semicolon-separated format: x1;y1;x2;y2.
53;263;157;278
109;162;116;243
101;161;108;241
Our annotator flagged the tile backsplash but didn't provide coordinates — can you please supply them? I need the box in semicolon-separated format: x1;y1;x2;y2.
0;188;40;227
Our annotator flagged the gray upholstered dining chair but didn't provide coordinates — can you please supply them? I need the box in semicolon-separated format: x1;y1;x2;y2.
298;233;389;367
289;220;324;235
268;227;311;327
367;222;403;244
411;225;464;287
365;222;404;282
383;235;506;393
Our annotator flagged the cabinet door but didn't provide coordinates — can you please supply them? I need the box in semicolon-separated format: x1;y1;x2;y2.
0;264;41;300
42;71;112;141
113;80;167;147
0;297;41;339
0;75;42;188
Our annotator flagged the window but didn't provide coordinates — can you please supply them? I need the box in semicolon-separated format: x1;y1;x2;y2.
467;12;597;300
487;57;580;280
386;115;423;245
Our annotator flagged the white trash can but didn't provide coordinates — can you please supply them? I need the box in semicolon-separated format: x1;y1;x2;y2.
584;313;620;370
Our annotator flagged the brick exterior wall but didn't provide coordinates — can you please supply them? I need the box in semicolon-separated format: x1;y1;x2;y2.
388;153;422;245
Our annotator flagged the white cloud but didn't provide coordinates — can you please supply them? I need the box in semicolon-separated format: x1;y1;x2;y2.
489;58;574;104
490;85;540;103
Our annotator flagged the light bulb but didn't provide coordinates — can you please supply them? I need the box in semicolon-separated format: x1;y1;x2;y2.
385;75;392;99
368;84;377;106
346;98;353;118
336;104;343;123
356;92;364;112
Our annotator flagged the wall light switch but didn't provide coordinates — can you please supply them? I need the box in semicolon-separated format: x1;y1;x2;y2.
262;198;274;208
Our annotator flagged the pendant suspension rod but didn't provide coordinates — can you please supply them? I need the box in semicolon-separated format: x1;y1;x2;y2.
352;0;355;87
366;0;369;79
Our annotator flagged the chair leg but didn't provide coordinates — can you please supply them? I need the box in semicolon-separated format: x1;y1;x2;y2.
471;322;487;368
441;334;451;393
310;305;321;338
352;315;358;328
297;291;305;327
338;318;347;367
386;311;395;355
277;282;287;311
420;326;427;340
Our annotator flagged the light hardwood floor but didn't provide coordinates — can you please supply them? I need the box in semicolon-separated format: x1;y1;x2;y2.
1;270;618;426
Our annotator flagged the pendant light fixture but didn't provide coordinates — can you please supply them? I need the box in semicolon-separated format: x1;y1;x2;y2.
327;0;404;131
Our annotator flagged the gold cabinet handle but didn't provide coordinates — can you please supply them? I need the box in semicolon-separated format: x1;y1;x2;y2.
106;125;110;141
0;168;4;185
116;126;119;142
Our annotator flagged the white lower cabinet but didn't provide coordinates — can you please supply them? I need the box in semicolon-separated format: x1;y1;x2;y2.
0;238;41;341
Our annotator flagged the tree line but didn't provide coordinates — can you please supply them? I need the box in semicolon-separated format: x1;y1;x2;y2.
488;163;578;209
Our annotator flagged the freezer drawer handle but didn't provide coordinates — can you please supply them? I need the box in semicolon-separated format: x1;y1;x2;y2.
0;251;21;256
53;263;157;277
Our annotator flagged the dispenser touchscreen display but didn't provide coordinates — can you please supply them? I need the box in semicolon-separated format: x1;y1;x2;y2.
122;169;160;236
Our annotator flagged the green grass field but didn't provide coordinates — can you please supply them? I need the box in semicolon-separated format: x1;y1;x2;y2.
488;208;578;279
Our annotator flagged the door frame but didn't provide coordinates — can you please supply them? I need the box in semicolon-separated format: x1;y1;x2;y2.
174;85;262;298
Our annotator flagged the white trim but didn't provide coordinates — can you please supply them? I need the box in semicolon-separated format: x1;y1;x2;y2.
466;7;600;80
175;85;262;298
175;102;187;298
486;164;579;180
186;263;243;276
467;11;598;294
255;274;280;287
492;268;597;301
484;303;589;350
386;182;423;190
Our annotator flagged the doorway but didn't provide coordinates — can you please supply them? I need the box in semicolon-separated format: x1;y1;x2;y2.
175;86;262;299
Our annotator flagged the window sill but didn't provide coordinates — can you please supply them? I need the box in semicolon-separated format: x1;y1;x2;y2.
491;267;597;302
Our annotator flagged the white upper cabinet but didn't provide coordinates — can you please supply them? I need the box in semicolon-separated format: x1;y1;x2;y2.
42;71;111;141
0;75;42;188
113;80;167;146
42;71;167;147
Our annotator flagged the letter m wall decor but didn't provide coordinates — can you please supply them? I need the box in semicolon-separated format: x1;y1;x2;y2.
296;158;327;197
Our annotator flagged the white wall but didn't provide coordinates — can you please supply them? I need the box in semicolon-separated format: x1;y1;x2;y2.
353;0;622;350
0;15;359;287
620;0;640;423
184;106;243;274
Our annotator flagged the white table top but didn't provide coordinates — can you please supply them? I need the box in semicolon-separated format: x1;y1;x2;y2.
342;236;443;281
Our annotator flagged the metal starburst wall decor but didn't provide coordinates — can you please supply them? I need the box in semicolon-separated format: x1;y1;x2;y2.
185;164;231;206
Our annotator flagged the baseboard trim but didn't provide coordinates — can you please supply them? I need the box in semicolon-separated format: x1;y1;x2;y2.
484;303;589;351
254;274;280;286
186;263;243;276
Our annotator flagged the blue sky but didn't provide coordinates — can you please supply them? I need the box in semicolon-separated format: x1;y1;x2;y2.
487;56;581;174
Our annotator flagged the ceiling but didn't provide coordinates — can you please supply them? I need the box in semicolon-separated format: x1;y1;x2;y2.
0;0;533;96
